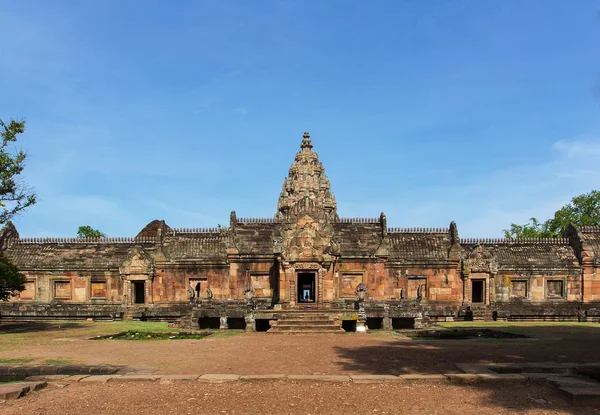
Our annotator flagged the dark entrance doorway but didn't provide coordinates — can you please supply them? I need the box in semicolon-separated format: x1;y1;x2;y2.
471;279;484;303
133;281;145;304
297;272;315;303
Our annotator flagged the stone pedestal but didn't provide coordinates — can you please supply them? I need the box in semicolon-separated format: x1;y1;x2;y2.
356;319;367;333
245;314;256;332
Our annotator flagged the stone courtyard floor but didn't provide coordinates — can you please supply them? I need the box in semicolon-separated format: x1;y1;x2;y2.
0;321;599;413
0;321;599;375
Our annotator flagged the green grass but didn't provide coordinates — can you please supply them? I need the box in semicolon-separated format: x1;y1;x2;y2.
436;321;600;329
43;358;72;365
97;331;212;341
0;358;33;364
435;321;600;338
0;321;175;352
208;329;245;338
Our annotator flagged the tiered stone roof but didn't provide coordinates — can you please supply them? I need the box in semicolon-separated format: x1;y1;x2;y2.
0;132;597;272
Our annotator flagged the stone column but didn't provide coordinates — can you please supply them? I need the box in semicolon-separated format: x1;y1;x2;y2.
462;274;470;306
582;258;595;302
127;280;133;305
317;268;323;305
383;303;392;329
144;279;152;305
286;267;294;305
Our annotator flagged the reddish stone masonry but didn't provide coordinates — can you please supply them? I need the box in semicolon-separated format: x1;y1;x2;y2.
1;132;599;327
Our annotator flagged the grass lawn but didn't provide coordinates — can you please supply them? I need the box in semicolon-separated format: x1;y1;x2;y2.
436;320;600;337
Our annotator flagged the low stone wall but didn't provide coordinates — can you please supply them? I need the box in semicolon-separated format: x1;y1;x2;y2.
2;300;599;326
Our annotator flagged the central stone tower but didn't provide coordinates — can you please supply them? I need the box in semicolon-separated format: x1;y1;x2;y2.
273;132;340;262
275;132;338;222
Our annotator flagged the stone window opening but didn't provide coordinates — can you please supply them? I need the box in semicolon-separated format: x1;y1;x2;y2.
19;280;36;300
255;319;271;332
510;280;528;299
471;279;485;304
53;281;71;300
342;320;357;332
189;278;208;299
392;318;415;329
90;281;107;299
198;317;220;329
546;280;564;299
407;276;427;300
366;317;383;329
340;273;363;298
132;281;145;304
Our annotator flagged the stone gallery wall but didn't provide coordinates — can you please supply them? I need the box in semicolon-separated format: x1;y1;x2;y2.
0;133;599;321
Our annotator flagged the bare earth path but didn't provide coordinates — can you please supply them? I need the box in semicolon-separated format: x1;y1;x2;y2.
1;322;600;413
2;380;598;415
0;322;599;375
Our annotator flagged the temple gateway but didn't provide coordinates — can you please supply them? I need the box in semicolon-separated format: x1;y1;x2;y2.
1;132;599;331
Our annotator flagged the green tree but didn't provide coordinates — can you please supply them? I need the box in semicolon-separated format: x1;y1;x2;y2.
547;190;600;236
77;225;106;239
503;217;553;238
0;118;36;300
0;251;26;301
0;119;36;223
503;190;600;238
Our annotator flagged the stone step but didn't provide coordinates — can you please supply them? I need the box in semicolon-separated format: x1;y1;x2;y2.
268;328;345;333
267;330;346;334
269;325;343;332
276;320;336;325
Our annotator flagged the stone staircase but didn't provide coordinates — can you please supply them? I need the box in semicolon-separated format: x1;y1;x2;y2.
267;311;345;334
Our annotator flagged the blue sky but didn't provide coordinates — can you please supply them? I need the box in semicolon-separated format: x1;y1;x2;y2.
0;1;599;237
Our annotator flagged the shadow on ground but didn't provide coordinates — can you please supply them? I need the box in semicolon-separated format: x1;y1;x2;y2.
0;322;84;334
332;325;600;414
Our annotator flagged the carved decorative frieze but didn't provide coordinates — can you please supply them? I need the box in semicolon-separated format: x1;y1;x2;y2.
463;244;498;275
293;262;321;270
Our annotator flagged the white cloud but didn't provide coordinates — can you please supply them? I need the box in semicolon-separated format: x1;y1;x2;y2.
553;139;600;159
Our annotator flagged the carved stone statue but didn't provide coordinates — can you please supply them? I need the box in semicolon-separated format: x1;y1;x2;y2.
355;282;368;300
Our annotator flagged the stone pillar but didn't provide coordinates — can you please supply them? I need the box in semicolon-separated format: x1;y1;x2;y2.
144;279;152;305
317;268;323;305
488;274;496;305
582;258;596;302
286;268;294;305
462;274;470;306
126;280;133;305
383;304;392;330
245;313;256;332
219;316;228;329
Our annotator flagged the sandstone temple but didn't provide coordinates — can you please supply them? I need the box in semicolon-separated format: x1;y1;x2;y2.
0;132;599;330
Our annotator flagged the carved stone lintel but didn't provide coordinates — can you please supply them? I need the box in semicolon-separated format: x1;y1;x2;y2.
293;262;321;270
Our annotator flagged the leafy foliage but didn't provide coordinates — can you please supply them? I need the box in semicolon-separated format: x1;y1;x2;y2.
0;119;36;224
0;118;35;300
503;218;553;238
0;252;25;301
77;225;106;239
503;191;600;238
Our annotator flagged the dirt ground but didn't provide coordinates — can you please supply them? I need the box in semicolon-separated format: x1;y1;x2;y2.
0;322;599;375
2;380;598;415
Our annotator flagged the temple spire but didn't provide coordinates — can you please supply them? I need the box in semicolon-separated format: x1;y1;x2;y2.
276;132;337;220
300;131;313;150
